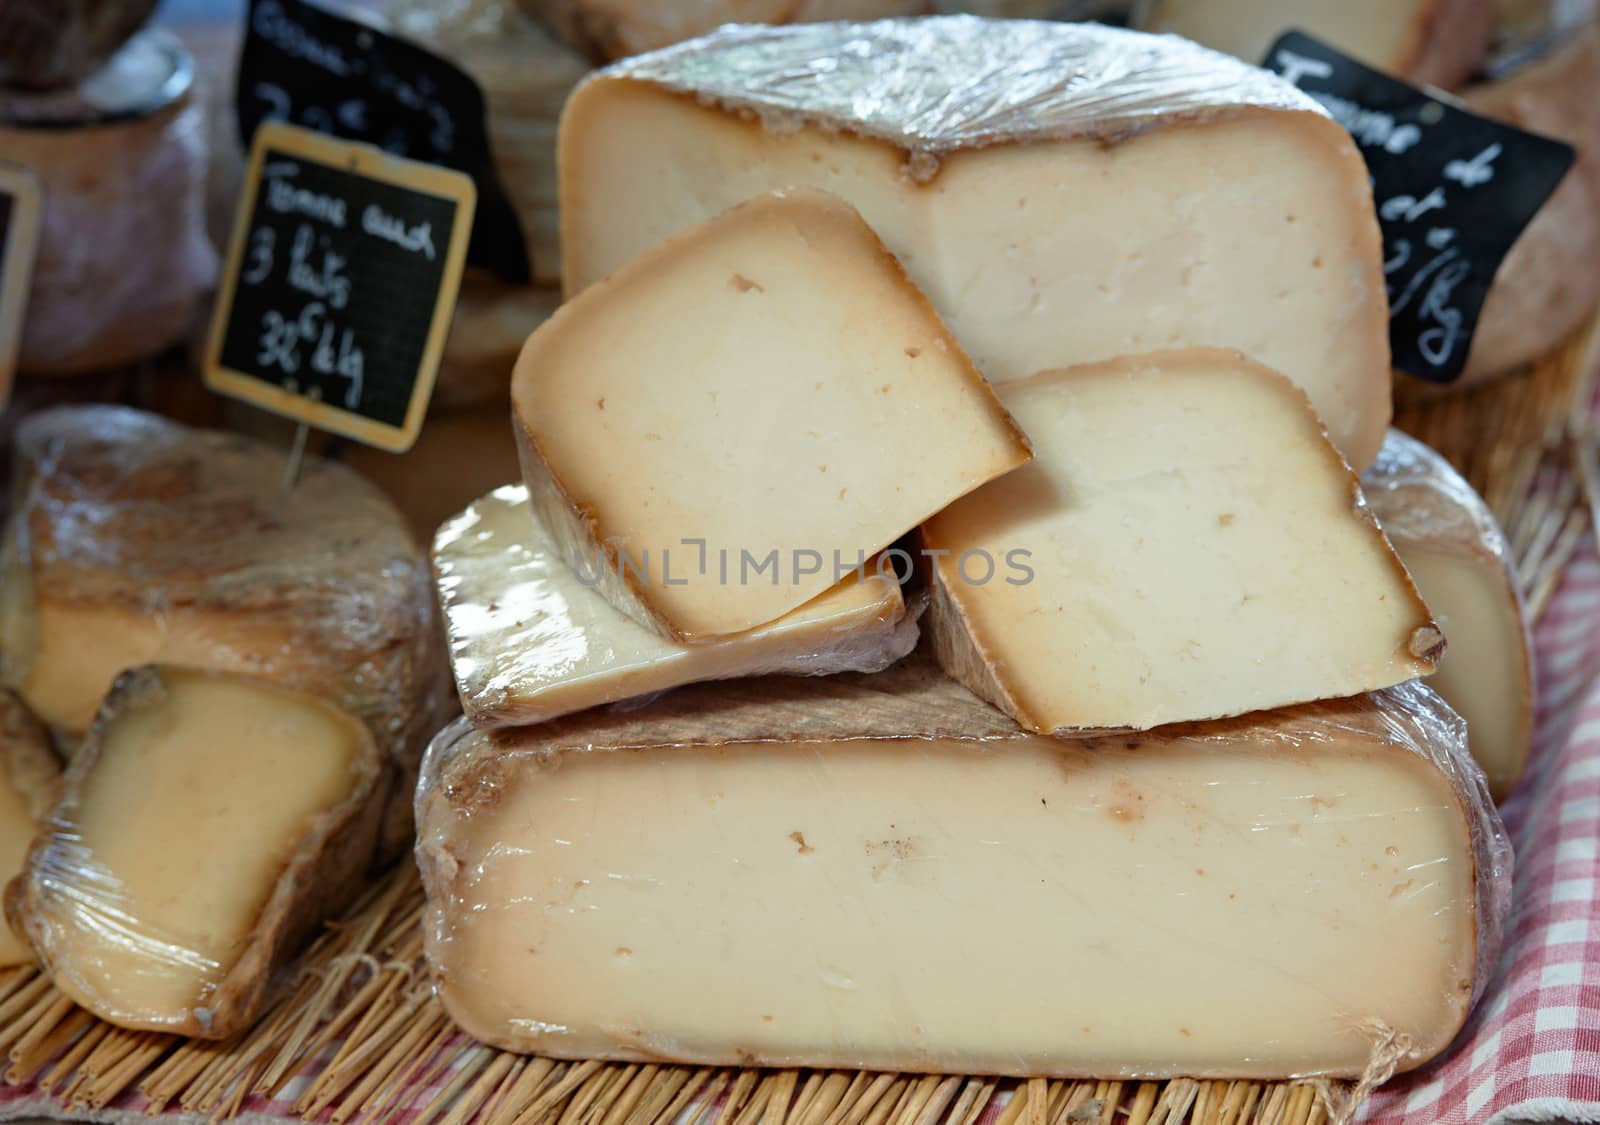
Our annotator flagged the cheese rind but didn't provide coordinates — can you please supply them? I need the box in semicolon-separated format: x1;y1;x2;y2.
0;406;447;858
514;187;1031;641
0;691;59;967
921;350;1440;732
418;661;1508;1078
560;17;1391;469
433;485;917;728
6;666;384;1037
1362;430;1534;800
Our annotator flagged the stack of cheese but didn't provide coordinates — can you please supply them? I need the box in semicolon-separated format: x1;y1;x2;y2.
418;18;1520;1083
0;406;450;1038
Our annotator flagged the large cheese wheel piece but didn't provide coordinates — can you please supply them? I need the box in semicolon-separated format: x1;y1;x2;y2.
921;350;1441;732
1141;0;1494;89
559;17;1392;469
1363;430;1534;799
514;188;1031;642
0;691;59;968
6;666;384;1038
0;406;447;858
433;485;917;728
417;660;1509;1077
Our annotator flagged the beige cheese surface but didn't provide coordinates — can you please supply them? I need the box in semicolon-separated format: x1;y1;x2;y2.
561;71;1389;468
421;677;1485;1078
0;691;58;967
921;351;1438;732
433;486;913;728
515;188;1030;640
0;776;38;966
15;669;377;1034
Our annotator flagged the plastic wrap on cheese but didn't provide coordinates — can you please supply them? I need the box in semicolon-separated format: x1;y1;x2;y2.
0;406;449;858
433;484;919;729
595;15;1329;176
417;661;1510;1078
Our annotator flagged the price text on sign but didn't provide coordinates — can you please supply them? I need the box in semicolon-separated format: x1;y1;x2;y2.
237;0;529;283
205;121;475;452
0;162;44;408
1265;30;1575;384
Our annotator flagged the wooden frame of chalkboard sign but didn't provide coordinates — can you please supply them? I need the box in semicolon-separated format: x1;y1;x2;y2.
205;121;475;453
0;162;44;408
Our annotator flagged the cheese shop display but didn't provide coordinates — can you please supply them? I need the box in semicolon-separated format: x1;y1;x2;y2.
1363;431;1535;800
6;665;385;1038
0;406;447;856
921;350;1440;733
513;187;1031;642
0;689;59;968
433;485;918;729
558;17;1392;469
417;661;1509;1077
1139;0;1496;89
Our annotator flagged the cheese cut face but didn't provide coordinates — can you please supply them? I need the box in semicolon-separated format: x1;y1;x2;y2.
5;666;384;1038
1363;430;1534;800
514;188;1030;641
418;662;1507;1078
434;485;917;728
921;350;1441;733
0;406;447;858
559;18;1391;469
1143;0;1494;89
0;690;58;967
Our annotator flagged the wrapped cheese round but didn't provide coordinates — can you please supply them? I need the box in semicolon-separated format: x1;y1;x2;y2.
0;689;59;968
0;406;449;859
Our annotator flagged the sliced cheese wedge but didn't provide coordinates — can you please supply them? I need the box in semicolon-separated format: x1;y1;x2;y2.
0;406;447;858
6;666;385;1038
434;485;917;728
417;660;1508;1078
1142;0;1494;89
921;350;1441;732
514;187;1031;642
559;18;1391;469
0;691;58;967
1363;430;1534;800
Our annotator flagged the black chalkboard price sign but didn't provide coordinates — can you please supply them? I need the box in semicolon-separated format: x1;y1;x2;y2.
1264;31;1575;384
205;121;475;452
0;161;44;407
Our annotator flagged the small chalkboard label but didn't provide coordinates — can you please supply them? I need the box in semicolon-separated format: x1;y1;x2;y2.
0;162;44;407
205;122;474;452
1264;31;1576;383
237;0;529;283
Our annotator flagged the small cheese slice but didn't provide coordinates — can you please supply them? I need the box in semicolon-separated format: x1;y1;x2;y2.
433;484;917;728
1362;430;1534;800
0;690;58;967
6;666;384;1038
514;187;1031;642
417;660;1506;1078
1142;0;1494;89
921;350;1441;732
559;18;1391;469
0;406;447;858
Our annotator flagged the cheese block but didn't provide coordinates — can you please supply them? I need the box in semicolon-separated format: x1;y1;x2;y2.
6;666;384;1038
418;659;1509;1077
921;350;1441;733
520;0;931;62
0;406;447;858
514;188;1031;642
432;279;563;410
1362;431;1534;799
559;17;1392;469
1141;0;1495;89
0;691;59;968
434;484;917;728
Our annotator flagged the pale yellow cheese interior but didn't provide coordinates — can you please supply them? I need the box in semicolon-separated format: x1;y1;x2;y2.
434;485;909;728
0;767;39;966
922;351;1436;732
560;81;1389;468
1146;0;1433;78
33;670;369;1026
431;731;1479;1078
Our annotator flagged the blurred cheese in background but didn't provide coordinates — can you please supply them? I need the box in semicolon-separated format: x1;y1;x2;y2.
0;690;58;968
